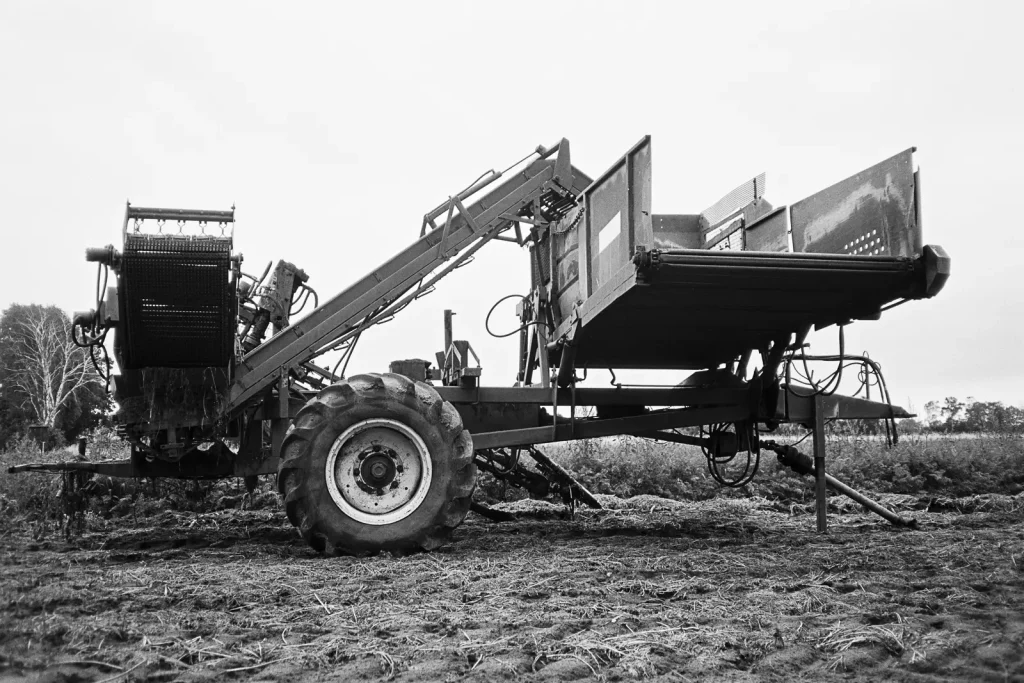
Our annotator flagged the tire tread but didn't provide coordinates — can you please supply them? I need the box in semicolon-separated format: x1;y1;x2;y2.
277;372;475;556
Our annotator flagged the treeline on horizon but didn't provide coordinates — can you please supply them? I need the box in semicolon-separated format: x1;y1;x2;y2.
914;397;1024;434
772;396;1024;437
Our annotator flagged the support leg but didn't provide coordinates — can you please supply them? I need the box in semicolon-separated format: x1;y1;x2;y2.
813;394;828;533
765;440;917;529
271;373;289;460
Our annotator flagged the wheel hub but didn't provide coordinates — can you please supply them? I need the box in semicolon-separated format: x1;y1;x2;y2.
356;447;399;493
324;418;433;525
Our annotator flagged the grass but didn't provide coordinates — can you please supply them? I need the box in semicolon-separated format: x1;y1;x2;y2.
0;429;277;536
3;427;1023;536
490;431;1024;505
3;432;1024;680
0;434;70;535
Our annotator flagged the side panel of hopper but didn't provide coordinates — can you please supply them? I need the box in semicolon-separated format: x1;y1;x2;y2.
549;139;934;372
577;136;653;300
791;149;921;258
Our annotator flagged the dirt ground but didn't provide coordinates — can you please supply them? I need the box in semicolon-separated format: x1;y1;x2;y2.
2;495;1023;682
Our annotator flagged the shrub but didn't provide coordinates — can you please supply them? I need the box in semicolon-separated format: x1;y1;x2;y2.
534;432;1024;504
548;437;713;500
0;428;275;537
0;434;69;535
823;433;1024;496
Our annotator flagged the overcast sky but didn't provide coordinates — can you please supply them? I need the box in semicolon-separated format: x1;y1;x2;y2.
1;1;1020;412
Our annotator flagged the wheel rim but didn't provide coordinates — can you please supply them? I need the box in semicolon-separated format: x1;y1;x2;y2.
324;418;433;525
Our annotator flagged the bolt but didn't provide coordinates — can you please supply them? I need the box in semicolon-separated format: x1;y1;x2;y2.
358;452;367;461
390;481;399;489
396;465;404;473
352;467;360;477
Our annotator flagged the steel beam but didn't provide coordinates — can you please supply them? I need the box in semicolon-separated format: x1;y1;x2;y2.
6;441;279;479
825;471;915;528
126;205;235;223
631;430;708;447
471;405;749;450
655;249;919;272
777;388;913;422
436;385;749;407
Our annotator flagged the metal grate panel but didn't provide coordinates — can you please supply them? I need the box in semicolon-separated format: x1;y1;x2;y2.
700;173;766;229
120;235;234;369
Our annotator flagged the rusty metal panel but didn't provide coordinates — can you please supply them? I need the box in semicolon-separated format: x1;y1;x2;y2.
652;214;701;250
452;401;540;434
585;164;627;295
744;206;789;252
791;149;920;257
629;140;653;249
581;136;652;297
704;219;745;251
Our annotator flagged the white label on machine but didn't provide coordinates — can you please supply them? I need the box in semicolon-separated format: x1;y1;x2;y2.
598;212;621;253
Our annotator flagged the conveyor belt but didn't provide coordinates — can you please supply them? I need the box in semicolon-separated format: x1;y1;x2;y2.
569;246;948;370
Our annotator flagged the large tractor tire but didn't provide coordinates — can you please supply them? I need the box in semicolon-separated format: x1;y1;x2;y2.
277;373;476;556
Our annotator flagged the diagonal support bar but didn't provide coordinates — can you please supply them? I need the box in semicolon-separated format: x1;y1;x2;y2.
226;150;587;415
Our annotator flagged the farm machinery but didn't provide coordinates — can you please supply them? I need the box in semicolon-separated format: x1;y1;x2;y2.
11;136;949;554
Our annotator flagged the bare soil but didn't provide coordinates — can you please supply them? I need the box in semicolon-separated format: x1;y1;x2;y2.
2;495;1023;682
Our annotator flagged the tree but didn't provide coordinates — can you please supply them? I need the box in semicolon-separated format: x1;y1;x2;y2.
0;304;102;435
918;397;1024;434
961;399;1024;433
59;379;113;440
940;396;964;432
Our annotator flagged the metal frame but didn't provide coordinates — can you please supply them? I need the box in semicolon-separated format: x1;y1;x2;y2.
225;140;585;414
13;380;910;537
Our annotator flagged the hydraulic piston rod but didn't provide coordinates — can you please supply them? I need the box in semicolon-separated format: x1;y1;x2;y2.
763;440;917;528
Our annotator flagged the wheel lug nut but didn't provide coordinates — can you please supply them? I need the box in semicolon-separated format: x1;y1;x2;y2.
358;452;367;461
390;482;399;489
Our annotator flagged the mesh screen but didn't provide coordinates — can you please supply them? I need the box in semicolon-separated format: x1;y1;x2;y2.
121;236;234;368
700;173;766;229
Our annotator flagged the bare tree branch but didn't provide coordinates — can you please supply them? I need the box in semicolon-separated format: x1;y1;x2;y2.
6;305;102;427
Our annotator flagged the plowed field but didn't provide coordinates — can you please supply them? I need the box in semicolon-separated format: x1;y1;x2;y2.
2;495;1023;682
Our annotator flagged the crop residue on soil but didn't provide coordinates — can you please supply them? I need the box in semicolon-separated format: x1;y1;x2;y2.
2;496;1023;682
